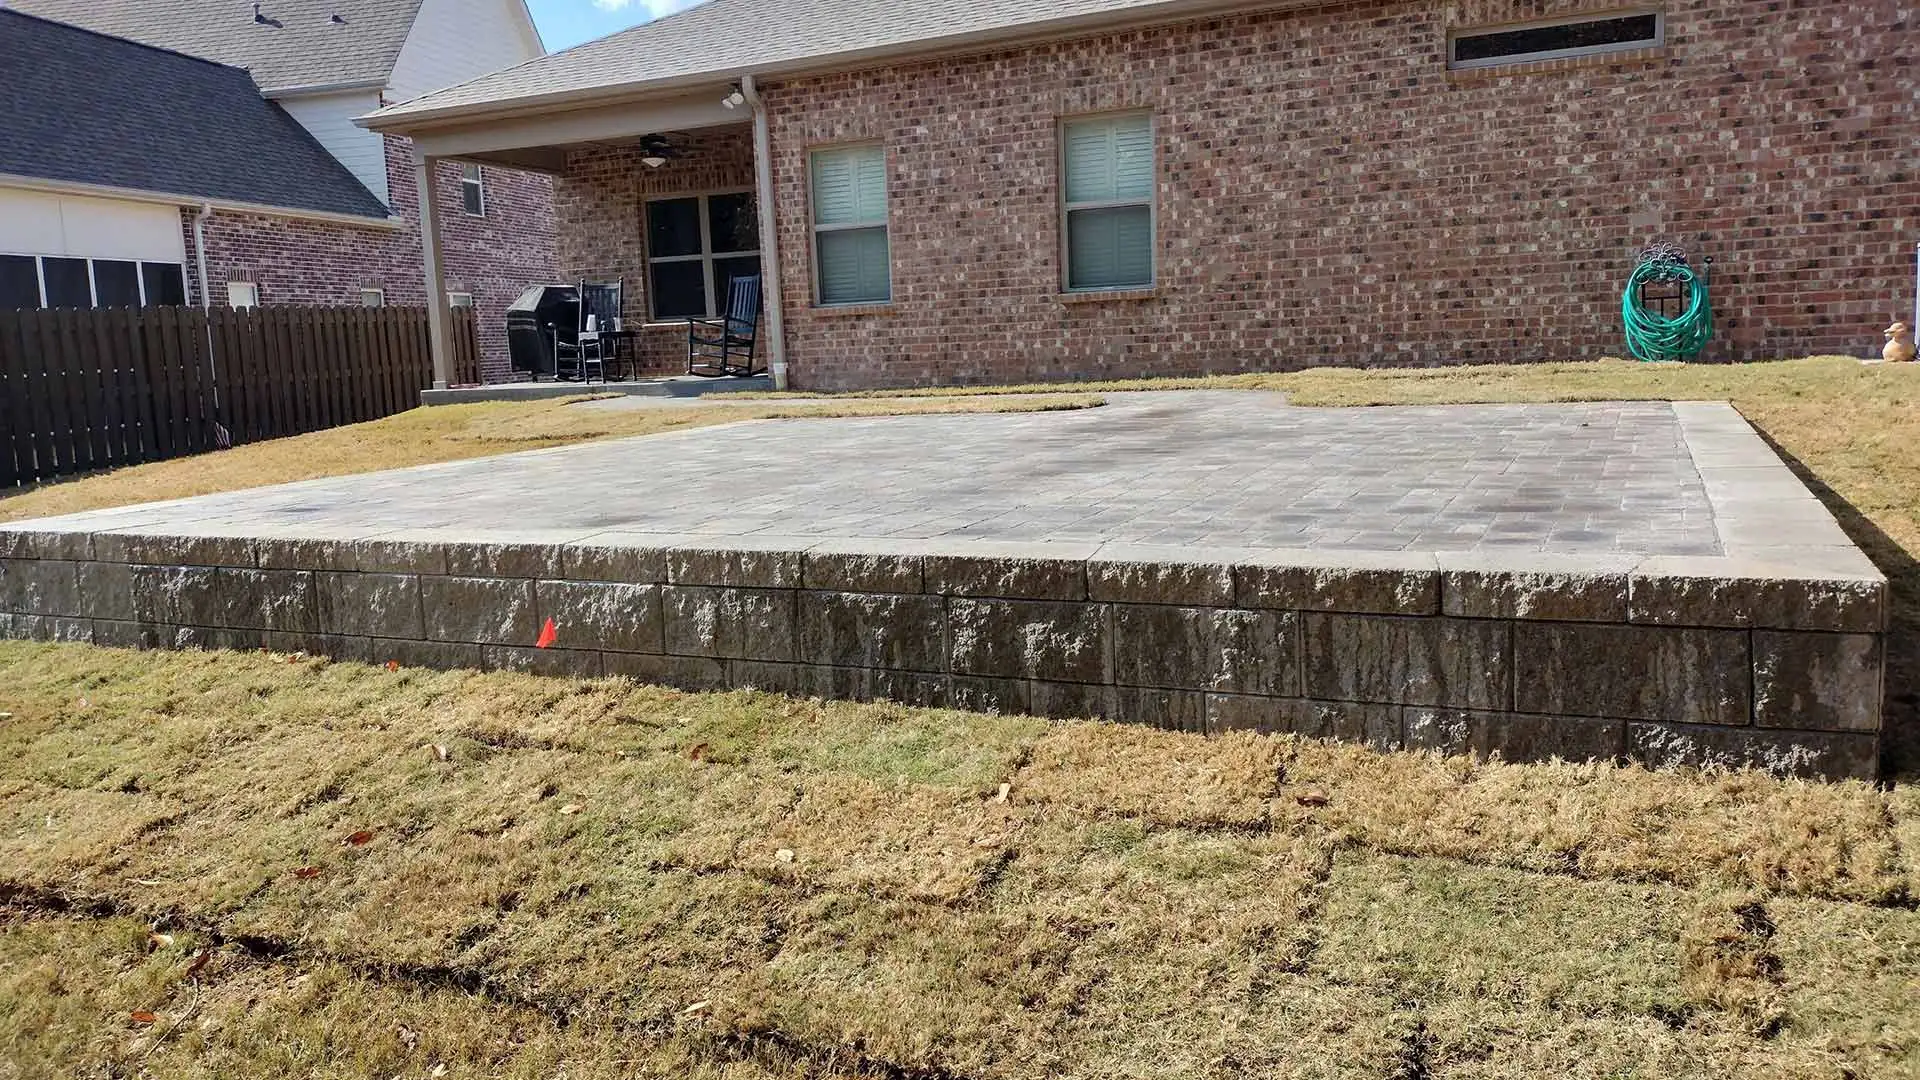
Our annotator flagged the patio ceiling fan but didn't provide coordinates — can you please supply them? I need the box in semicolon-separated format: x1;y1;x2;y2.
638;134;681;169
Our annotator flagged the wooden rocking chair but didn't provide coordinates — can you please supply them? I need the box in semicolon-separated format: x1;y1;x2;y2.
686;273;762;377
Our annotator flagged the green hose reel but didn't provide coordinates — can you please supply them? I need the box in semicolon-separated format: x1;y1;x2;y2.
1621;245;1713;362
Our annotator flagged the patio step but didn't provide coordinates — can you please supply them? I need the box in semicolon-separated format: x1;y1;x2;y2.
420;374;772;406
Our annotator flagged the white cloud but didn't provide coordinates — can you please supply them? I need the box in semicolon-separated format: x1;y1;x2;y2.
590;0;704;16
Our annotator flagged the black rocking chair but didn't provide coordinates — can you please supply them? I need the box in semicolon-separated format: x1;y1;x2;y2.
686;273;762;377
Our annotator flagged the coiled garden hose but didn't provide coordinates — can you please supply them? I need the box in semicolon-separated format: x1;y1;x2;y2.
1621;257;1712;363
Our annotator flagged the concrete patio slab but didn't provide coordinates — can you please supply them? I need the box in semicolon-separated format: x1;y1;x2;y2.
0;391;1887;779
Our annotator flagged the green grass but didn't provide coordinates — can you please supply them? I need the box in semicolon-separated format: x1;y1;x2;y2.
3;642;1918;1078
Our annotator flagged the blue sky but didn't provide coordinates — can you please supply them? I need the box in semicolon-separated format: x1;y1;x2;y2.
525;0;707;52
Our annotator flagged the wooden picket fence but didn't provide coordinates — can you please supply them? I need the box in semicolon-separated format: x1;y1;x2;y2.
0;305;481;489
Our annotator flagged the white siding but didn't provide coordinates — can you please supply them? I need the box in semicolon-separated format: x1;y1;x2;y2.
275;90;391;206
388;0;543;103
0;187;186;263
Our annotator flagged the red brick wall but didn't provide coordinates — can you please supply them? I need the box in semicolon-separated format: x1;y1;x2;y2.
554;126;757;376
185;134;558;382
753;0;1919;390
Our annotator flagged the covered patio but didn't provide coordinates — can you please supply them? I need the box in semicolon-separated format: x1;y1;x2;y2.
376;88;790;391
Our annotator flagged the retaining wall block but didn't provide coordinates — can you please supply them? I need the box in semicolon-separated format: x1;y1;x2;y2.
537;580;664;655
1302;614;1510;711
1514;622;1750;725
797;591;946;672
948;598;1110;683
1751;631;1883;733
661;586;797;661
1111;604;1298;696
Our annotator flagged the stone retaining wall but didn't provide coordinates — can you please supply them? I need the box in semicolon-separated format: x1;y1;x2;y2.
0;529;1885;780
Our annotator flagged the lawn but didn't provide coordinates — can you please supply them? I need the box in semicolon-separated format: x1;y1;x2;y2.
2;642;1918;1078
3;357;1920;1077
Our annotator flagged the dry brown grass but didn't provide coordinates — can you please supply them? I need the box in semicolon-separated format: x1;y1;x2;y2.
0;393;1101;524
4;640;1919;1078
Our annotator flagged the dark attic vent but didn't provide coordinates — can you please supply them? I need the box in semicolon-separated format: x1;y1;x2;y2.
1449;11;1662;69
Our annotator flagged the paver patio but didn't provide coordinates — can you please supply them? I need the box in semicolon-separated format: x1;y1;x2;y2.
0;391;1890;778
3;392;1724;553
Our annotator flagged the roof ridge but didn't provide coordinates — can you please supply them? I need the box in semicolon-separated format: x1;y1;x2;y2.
0;7;264;80
375;0;722;116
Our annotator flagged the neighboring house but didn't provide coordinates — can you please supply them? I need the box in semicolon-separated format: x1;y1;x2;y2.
362;0;1917;391
1;0;557;378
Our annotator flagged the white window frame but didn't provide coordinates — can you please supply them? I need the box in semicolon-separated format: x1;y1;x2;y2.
808;143;890;307
448;291;474;309
460;162;486;217
360;287;385;308
1059;112;1158;294
643;188;762;320
227;281;260;309
1447;9;1664;71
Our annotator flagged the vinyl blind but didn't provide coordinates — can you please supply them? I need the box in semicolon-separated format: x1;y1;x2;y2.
812;145;891;304
1062;114;1154;290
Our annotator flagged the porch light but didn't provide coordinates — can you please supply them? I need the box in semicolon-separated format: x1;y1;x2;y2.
641;153;667;168
721;85;746;109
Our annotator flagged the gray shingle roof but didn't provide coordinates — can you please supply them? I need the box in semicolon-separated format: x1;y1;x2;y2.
0;10;393;220
4;0;423;92
370;0;1246;125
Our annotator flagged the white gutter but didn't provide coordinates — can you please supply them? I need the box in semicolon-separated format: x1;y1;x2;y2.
193;203;214;309
741;75;788;390
0;173;403;230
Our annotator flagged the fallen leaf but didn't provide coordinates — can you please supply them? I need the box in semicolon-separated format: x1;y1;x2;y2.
130;1011;158;1025
397;1025;420;1051
558;803;583;816
293;866;323;879
535;617;559;649
1295;791;1330;808
146;932;175;950
684;999;711;1014
385;660;401;672
185;949;212;978
774;848;796;864
343;830;375;847
430;744;450;762
994;782;1011;803
687;743;709;761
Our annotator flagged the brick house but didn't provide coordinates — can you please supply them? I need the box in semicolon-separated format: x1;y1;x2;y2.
365;0;1918;391
2;0;557;379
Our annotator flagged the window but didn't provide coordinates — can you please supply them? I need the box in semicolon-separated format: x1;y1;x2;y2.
0;255;187;309
809;145;889;305
0;255;39;309
645;191;761;319
42;257;92;308
448;291;475;308
1449;11;1662;69
461;163;485;216
141;262;186;306
1061;113;1155;292
360;288;385;308
93;260;141;307
227;281;259;309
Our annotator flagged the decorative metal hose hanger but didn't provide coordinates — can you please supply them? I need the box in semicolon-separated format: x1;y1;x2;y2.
1621;241;1713;362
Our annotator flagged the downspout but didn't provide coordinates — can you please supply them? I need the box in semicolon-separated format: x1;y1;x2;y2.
193;203;213;309
741;75;789;390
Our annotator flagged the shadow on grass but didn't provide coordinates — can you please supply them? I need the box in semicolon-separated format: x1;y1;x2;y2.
1754;430;1918;784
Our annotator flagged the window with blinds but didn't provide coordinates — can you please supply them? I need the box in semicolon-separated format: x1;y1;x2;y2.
810;144;890;305
1061;113;1155;292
